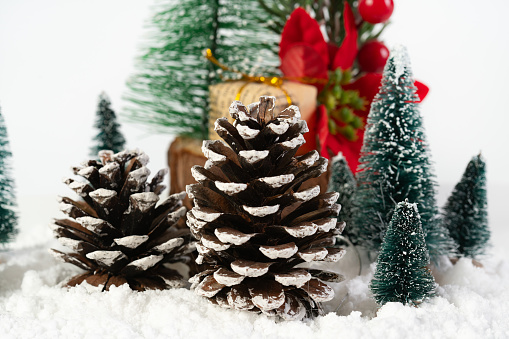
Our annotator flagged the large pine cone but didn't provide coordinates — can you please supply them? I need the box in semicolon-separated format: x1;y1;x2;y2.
187;96;345;320
50;150;194;291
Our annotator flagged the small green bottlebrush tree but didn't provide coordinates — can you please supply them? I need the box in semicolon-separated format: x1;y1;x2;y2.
352;46;456;262
442;154;489;258
0;106;18;244
370;201;435;306
328;153;357;243
90;93;126;156
125;0;280;139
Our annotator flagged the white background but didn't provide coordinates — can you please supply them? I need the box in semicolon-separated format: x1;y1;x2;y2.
0;0;508;239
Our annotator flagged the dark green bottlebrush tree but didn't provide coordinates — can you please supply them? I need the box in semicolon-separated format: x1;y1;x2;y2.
442;155;489;258
125;0;280;139
370;201;436;306
328;153;357;243
90;93;126;156
351;46;456;262
0;106;18;244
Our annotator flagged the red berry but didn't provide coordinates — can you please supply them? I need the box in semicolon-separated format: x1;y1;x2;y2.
357;40;390;73
358;0;394;24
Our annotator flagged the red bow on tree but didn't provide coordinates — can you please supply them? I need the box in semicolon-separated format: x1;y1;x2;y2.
279;5;429;172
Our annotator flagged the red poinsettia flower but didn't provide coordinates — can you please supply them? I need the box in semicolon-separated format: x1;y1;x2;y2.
280;4;357;83
278;5;429;173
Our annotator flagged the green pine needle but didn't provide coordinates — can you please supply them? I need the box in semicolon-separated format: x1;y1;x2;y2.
351;46;456;263
124;0;280;140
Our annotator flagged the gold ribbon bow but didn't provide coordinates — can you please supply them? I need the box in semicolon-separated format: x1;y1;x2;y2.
206;49;294;105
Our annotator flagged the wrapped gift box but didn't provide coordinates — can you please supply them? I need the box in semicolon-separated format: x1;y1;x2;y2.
208;80;317;139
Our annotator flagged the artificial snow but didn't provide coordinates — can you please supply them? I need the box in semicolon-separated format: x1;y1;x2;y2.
238;150;269;164
259;174;294;188
130;192;159;212
283;224;318;238
85;250;127;267
214;181;247;196
214;228;255;246
1;191;509;338
202;142;227;163
213;268;245;287
281;134;305;149
190;167;208;182
268;121;289;135
125;255;163;271
259;243;298;259
293;185;320;202
236;125;260;140
299;150;319;166
201;235;231;251
89;188;117;203
153;238;184;253
298;248;328;262
113;235;149;249
274;270;311;288
242;204;280;217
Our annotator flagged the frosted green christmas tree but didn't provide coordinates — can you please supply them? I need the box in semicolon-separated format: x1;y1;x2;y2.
0;106;18;244
328;153;357;243
125;0;280;139
90;93;126;156
370;201;435;306
352;46;455;262
442;155;489;258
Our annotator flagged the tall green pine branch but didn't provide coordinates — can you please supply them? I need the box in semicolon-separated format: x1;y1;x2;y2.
442;155;490;258
351;46;456;263
125;0;280;139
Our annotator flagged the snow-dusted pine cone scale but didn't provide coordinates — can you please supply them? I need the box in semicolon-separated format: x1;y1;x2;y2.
187;96;346;320
50;150;195;291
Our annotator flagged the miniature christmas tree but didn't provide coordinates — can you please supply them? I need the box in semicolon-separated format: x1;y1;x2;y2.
90;93;126;156
327;153;357;243
187;96;346;320
370;200;435;306
0;106;18;244
125;0;280;139
352;46;455;262
442;154;489;258
50;150;194;291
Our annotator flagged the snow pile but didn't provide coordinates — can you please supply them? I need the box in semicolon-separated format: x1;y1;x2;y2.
0;195;508;338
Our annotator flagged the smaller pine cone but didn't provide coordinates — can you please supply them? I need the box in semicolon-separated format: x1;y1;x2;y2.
187;96;346;320
50;149;194;291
